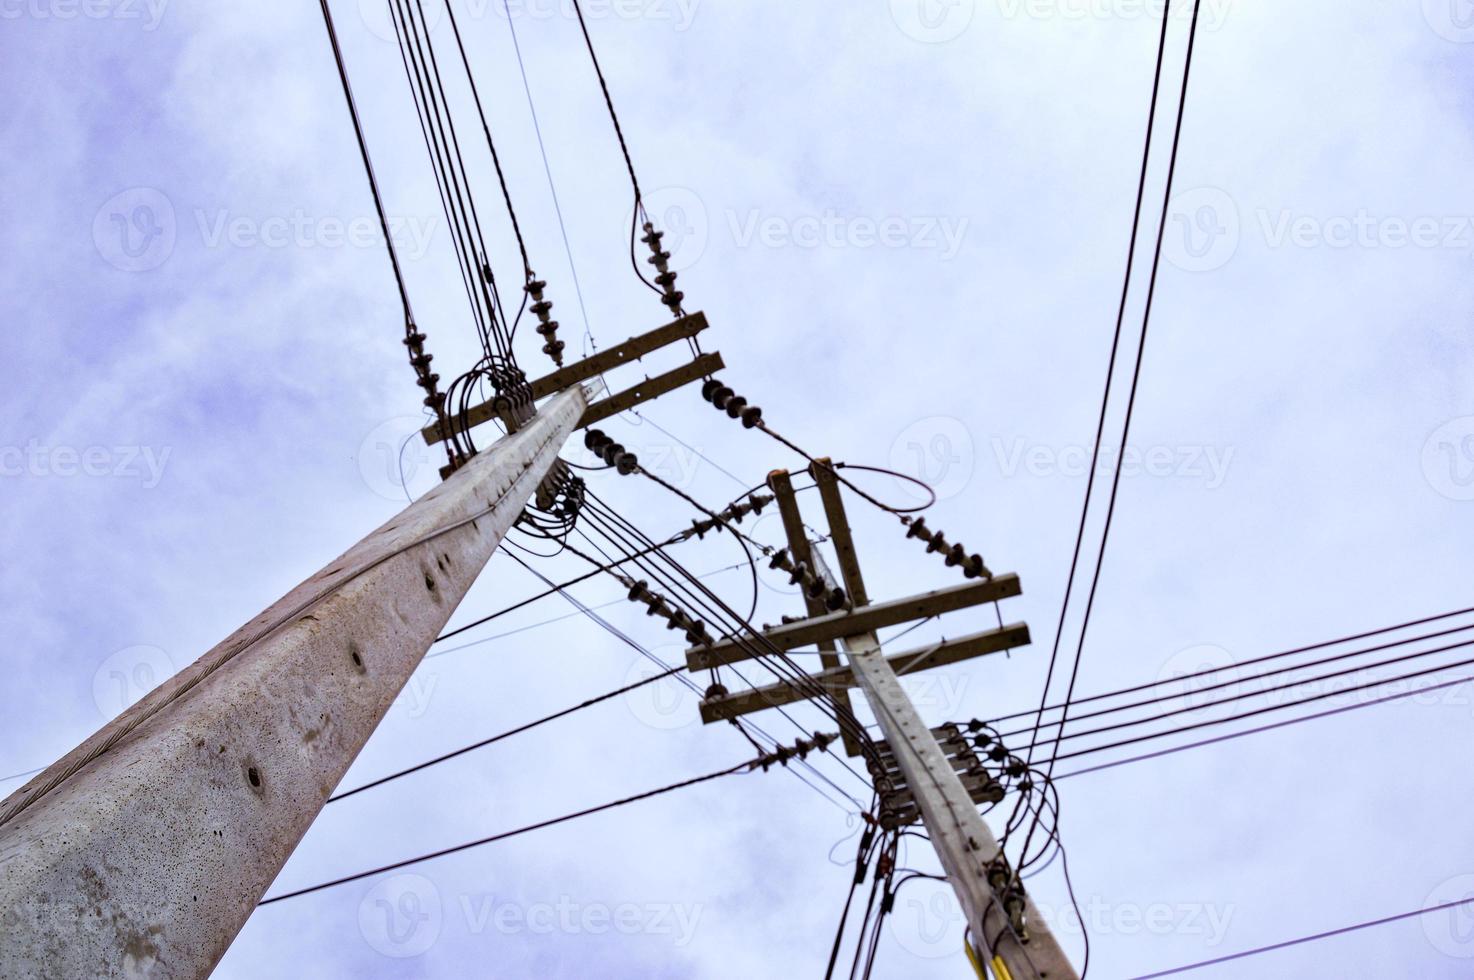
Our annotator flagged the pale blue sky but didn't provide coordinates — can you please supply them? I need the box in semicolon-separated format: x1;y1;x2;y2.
4;1;1474;977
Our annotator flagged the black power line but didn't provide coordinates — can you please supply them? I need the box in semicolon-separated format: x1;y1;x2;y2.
326;665;683;803
259;758;760;906
1129;895;1474;979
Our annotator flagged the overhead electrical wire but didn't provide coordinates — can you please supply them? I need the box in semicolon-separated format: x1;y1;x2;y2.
259;757;763;906
1005;624;1474;747
1054;670;1474;781
325;665;684;803
315;0;455;457
503;546;869;813
992;603;1474;726
1014;0;1205;871
1128;895;1474;979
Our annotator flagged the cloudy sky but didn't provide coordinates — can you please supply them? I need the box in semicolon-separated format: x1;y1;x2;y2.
5;0;1474;976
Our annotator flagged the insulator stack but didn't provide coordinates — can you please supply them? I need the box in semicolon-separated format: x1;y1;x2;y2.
622;577;715;647
699;378;764;429
904;518;991;580
677;493;774;541
768;548;849;612
524;278;565;367
583;429;640;475
758;732;836;771
640;223;685;316
403;323;443;416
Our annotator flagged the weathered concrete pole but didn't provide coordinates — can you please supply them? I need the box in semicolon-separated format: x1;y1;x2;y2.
0;384;592;979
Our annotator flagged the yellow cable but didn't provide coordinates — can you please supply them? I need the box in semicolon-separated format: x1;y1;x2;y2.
963;938;986;979
991;955;1015;980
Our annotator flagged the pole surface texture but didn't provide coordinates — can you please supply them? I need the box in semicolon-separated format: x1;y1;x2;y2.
0;385;589;980
809;550;1078;980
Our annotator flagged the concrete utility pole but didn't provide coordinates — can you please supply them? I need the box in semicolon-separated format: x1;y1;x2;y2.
807;544;1078;980
0;384;593;980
